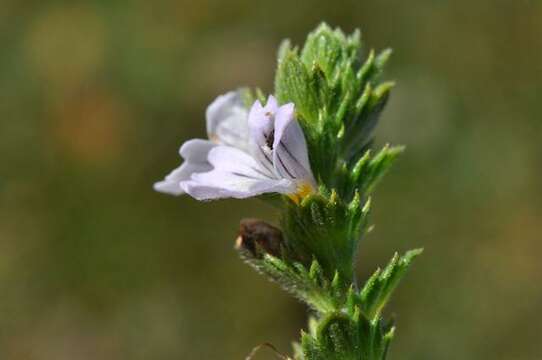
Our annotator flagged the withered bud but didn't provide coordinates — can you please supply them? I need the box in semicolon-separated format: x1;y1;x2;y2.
235;219;284;258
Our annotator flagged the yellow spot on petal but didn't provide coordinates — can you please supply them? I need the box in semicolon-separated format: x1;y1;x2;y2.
287;182;314;204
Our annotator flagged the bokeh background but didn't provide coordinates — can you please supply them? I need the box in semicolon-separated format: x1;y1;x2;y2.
1;0;541;359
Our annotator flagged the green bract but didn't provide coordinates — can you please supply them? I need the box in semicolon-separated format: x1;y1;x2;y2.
275;23;395;191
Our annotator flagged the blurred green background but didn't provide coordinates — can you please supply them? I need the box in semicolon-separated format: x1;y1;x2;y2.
1;0;541;359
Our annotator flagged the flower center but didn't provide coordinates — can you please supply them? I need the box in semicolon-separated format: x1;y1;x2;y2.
263;111;276;150
265;129;275;149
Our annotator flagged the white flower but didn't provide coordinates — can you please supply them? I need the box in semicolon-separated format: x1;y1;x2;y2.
155;93;316;201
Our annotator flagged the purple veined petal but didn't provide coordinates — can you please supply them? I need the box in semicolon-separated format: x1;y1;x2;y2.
182;170;296;200
248;96;280;144
207;145;275;179
154;139;215;195
247;96;280;172
272;103;316;185
248;99;274;148
206;91;249;149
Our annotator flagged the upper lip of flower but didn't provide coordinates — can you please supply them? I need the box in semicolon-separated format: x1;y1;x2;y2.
155;92;316;201
206;91;250;150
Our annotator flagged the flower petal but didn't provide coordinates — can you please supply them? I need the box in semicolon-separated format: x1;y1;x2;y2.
248;96;279;147
207;145;274;179
272;103;315;184
179;139;216;162
206;91;249;149
248;96;280;172
182;171;295;200
154;162;212;195
181;142;296;200
154;139;215;195
265;95;278;110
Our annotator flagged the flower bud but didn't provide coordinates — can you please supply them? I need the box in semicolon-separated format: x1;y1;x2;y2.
235;218;284;258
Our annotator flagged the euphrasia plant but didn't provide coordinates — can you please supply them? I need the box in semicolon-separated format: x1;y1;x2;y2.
155;23;422;360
